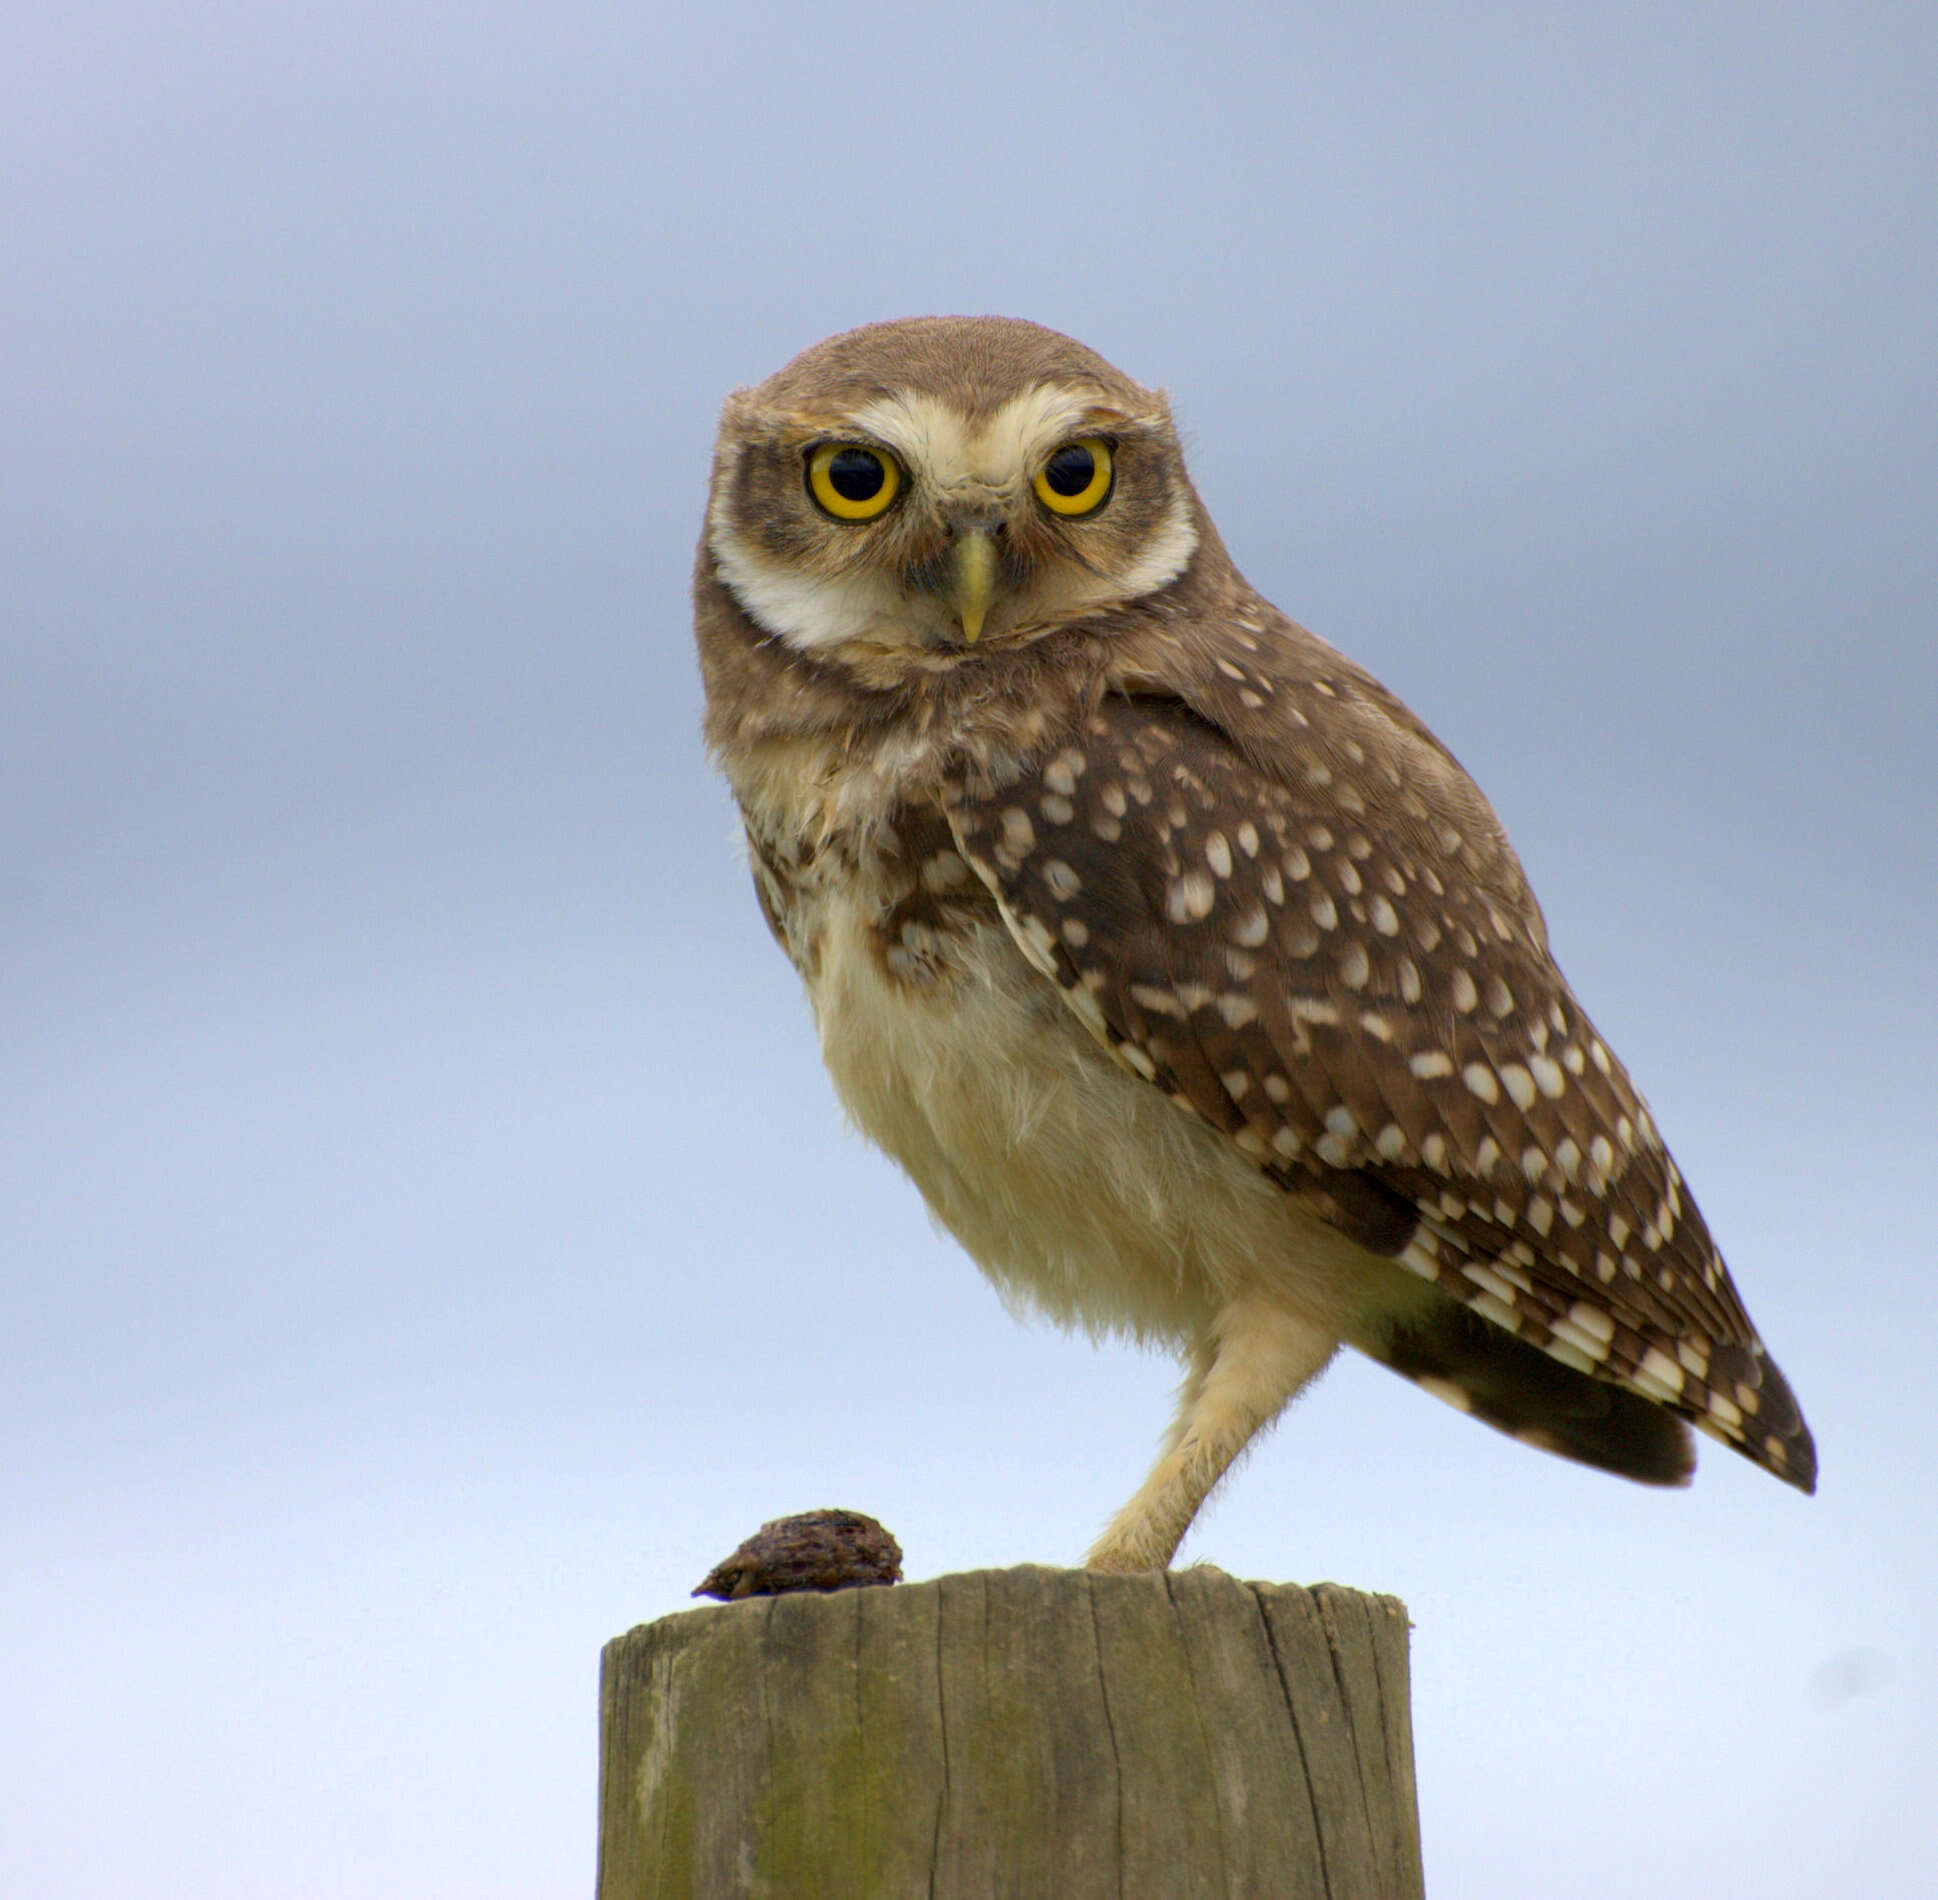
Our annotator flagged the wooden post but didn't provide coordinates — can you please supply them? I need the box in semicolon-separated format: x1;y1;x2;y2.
598;1565;1423;1899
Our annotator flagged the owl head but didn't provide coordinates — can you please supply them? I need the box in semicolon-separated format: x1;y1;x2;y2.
703;317;1204;665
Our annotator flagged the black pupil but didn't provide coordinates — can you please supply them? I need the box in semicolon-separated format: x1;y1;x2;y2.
827;448;885;502
1045;445;1097;497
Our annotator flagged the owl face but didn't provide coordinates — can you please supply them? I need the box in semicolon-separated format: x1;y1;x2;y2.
705;317;1201;666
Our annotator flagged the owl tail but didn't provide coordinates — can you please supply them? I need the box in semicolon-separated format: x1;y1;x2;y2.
1363;1296;1697;1487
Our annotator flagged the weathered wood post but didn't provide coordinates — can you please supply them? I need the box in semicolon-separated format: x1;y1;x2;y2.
598;1565;1423;1898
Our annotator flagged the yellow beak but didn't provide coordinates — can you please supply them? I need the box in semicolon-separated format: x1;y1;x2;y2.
949;529;998;644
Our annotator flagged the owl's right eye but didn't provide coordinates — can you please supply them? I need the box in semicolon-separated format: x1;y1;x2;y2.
806;443;902;521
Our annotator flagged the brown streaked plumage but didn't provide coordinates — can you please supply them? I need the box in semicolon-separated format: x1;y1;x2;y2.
694;315;1815;1572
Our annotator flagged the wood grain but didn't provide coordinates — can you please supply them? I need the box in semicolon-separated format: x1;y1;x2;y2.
598;1567;1422;1899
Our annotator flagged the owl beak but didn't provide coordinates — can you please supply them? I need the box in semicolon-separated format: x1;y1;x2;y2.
948;529;999;644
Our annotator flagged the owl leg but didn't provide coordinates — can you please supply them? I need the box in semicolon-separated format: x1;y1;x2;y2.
1084;1294;1339;1572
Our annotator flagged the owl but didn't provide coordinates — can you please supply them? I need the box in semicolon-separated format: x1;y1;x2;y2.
694;316;1815;1572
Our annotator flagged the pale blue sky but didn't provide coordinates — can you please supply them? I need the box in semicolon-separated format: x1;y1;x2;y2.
5;3;1935;1894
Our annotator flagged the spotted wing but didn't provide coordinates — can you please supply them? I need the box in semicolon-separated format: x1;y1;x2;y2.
941;674;1815;1493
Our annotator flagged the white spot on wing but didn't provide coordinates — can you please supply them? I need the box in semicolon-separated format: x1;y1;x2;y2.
1634;1346;1686;1401
1462;1063;1500;1104
1231;907;1270;948
1499;1063;1537;1110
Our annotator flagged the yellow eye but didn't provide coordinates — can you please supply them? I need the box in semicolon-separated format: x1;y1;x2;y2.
807;442;901;521
1033;438;1114;517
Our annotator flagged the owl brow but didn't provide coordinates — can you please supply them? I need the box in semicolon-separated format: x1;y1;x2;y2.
1067;413;1166;455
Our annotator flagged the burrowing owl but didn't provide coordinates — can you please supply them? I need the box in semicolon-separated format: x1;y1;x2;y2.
693;316;1815;1572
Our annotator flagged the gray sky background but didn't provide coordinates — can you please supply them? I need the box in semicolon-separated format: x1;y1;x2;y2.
5;3;1935;1894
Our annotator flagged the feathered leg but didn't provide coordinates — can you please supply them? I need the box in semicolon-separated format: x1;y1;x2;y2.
1085;1294;1339;1571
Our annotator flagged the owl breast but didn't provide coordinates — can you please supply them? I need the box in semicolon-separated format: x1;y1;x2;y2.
782;807;1402;1351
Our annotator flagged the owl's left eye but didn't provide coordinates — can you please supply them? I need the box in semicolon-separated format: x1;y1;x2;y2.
807;442;902;521
1033;438;1114;517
